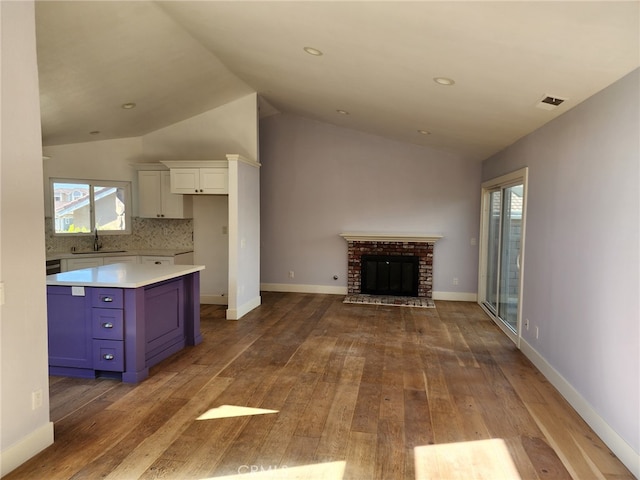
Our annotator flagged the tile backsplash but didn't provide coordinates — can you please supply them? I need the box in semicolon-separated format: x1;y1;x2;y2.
45;217;194;253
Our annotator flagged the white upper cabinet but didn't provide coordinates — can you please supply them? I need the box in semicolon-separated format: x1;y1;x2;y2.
162;161;229;195
138;170;192;218
170;167;228;195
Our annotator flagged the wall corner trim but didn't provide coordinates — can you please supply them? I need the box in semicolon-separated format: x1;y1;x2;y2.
0;421;54;477
520;340;639;478
226;295;261;320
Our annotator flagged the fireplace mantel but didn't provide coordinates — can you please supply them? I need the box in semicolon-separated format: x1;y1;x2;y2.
340;232;443;243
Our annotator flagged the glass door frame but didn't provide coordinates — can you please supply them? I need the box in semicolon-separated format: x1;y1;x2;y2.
478;167;528;346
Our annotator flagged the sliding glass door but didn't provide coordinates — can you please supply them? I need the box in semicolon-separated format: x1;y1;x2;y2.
479;169;527;342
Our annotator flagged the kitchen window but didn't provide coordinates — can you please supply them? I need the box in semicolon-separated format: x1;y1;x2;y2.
51;178;131;235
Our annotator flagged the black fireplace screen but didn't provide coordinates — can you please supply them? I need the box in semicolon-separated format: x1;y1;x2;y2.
361;255;419;296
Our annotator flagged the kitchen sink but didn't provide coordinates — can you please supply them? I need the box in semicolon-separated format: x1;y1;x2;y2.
72;250;127;255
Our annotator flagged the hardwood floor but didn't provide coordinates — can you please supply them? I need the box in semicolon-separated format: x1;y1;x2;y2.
6;293;633;479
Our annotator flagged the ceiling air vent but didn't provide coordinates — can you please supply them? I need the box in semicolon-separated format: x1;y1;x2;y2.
536;94;567;111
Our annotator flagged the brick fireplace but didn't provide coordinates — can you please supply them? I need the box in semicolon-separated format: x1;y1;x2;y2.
340;233;442;306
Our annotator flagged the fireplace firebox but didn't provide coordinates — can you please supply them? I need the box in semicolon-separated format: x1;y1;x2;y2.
361;255;419;296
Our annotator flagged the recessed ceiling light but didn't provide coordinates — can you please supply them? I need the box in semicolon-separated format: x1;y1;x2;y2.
417;130;431;135
89;130;100;135
121;102;136;109
336;109;350;115
303;46;323;56
433;77;455;86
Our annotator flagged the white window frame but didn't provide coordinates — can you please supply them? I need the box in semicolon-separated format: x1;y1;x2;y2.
51;178;132;236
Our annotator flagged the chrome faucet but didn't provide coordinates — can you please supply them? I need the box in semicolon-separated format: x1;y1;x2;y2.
93;228;101;251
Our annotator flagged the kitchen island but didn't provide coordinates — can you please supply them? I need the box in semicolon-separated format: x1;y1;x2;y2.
46;263;204;383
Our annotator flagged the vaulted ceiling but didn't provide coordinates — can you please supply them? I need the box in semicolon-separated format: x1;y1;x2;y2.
35;1;639;162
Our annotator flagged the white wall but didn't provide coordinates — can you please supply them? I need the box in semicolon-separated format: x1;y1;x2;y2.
0;2;54;475
141;94;258;161
482;68;639;475
259;113;481;299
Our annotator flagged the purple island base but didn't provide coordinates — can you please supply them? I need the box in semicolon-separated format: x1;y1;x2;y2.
46;264;203;383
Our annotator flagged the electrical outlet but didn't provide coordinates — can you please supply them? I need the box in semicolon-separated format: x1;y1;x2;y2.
452;277;459;286
32;389;43;410
288;271;294;279
535;326;539;339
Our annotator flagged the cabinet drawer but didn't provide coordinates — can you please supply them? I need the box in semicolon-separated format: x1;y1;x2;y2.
91;288;123;308
93;340;124;371
92;308;124;340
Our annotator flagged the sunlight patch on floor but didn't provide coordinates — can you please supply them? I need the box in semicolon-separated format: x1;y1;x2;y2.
415;438;521;480
196;405;279;421
200;461;346;479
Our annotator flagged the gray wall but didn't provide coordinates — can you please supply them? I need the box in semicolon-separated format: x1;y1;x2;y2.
483;69;639;460
259;113;481;297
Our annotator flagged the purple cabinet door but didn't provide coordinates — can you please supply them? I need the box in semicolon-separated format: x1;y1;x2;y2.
144;278;185;364
47;286;92;369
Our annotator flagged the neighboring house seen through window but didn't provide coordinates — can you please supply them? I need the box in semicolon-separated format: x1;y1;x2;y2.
51;178;131;235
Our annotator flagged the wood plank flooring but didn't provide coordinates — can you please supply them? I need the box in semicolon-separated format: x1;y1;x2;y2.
5;293;634;479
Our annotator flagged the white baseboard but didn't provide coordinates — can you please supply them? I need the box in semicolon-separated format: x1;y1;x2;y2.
261;283;347;295
432;291;478;302
520;339;639;478
200;294;227;305
226;295;262;320
1;421;54;477
260;284;477;302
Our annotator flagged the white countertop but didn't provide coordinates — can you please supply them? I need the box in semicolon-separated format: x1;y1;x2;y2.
46;263;205;288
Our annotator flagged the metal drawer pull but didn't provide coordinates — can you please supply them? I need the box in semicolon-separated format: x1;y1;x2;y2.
155;261;161;264
102;322;114;329
103;353;115;360
102;296;113;302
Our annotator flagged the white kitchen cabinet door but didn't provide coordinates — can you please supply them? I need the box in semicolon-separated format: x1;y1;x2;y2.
170;168;200;194
138;170;191;218
199;168;228;194
138;171;163;218
170;168;228;194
